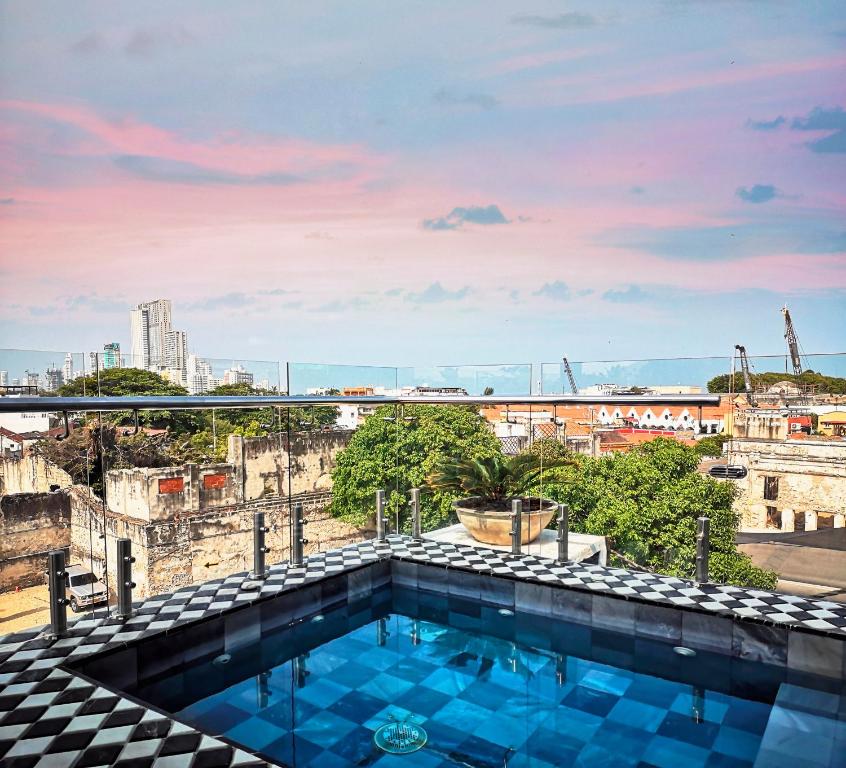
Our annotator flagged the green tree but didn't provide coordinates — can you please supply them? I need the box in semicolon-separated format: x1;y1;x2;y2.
707;370;846;394
330;404;501;531
525;438;776;589
694;434;730;458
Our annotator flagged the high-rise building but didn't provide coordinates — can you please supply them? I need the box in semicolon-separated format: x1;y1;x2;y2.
88;351;98;374
130;299;173;369
25;372;40;389
62;354;74;383
0;371;8;386
223;365;254;387
45;366;63;391
103;343;121;370
164;330;188;371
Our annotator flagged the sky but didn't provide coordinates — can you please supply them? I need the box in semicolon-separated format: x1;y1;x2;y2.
1;0;844;372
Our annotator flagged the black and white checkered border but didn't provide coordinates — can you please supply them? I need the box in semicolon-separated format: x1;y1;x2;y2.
1;534;845;768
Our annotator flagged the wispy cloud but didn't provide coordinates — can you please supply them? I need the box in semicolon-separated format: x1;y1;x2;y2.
533;281;571;301
384;288;403;297
433;88;499;110
603;285;651;303
0;197;15;205
791;105;846;154
406;282;470;303
113;155;302;186
315;297;371;312
422;204;509;231
188;292;255;311
746;115;786;131
511;13;598;30
630;186;645;195
258;288;296;296
124;25;193;57
736;184;780;204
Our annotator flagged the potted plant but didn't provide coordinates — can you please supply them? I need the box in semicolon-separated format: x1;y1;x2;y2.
427;453;571;546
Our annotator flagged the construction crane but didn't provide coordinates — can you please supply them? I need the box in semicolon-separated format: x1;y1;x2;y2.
734;345;756;407
562;357;579;395
781;305;803;376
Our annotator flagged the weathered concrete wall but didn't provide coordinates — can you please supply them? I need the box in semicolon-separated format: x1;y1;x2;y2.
0;491;70;589
70;491;363;599
730;439;846;530
0;455;73;495
229;430;352;501
106;463;239;521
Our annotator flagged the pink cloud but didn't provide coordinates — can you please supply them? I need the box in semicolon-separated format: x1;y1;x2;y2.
0;99;387;181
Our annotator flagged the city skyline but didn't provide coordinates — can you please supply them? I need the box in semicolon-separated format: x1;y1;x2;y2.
1;2;844;363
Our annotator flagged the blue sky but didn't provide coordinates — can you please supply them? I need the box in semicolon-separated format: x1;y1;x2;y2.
0;0;844;370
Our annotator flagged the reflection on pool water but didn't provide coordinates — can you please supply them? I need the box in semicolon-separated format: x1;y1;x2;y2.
132;585;845;768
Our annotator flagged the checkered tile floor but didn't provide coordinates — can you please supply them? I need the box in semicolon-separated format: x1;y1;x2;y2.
1;535;845;768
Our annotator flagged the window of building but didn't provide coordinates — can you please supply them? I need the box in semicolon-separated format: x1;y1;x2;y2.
794;513;805;533
763;476;779;501
766;506;781;529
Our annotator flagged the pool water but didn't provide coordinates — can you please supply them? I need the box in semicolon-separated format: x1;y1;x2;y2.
131;585;842;768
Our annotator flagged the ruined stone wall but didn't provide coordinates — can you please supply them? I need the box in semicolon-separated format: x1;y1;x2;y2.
228;430;352;501
106;463;239;521
730;439;846;530
0;491;70;589
0;454;73;495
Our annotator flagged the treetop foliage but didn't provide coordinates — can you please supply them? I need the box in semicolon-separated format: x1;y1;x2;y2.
707;369;846;394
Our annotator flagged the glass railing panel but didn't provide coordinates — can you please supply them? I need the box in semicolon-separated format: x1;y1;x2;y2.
398;362;533;396
0;348;87;394
287;361;398;396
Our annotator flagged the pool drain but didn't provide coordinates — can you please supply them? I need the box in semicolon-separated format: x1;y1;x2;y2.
374;720;427;754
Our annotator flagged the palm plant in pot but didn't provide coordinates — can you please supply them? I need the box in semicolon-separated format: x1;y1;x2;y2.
427;452;572;546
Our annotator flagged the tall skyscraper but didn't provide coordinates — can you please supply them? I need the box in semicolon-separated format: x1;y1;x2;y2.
164;330;187;371
45;367;63;391
62;354;74;383
103;342;121;370
0;371;8;386
130;299;173;369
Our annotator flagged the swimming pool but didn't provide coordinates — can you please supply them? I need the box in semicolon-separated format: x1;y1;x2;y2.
110;580;844;768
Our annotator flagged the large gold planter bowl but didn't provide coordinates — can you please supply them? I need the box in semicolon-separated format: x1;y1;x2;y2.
454;497;557;546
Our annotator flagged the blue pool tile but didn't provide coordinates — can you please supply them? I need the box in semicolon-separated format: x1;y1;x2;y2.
296;678;352;709
225;715;288;750
538;704;603;744
711;725;761;763
474;712;533;750
389;657;440;685
394;686;453;719
721;700;772;734
704;753;754;768
420;719;470;754
358;671;415;701
607;697;666;733
525;725;584;765
458;679;514;711
325;660;378;689
578;741;643;767
657;711;720;750
194;701;252;732
448;734;512;768
592;721;650;763
431;697;495;731
328;690;388;724
670;691;729;725
296;710;359;749
357;647;404;672
328;724;377;763
257;694;321;728
420;667;474;697
642;735;710;768
625;675;684;710
581;667;633;697
260;733;323;767
563;684;620;717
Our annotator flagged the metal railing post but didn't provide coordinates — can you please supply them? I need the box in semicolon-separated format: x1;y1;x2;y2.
410;488;422;540
292;502;307;566
511;499;522;555
696;516;710;584
116;538;135;620
251;511;270;579
556;504;569;564
46;549;69;638
376;489;386;541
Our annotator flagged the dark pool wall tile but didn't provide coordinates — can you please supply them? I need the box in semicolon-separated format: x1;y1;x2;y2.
731;621;788;666
79;646;138;691
551;588;591;627
320;573;348;605
224;604;261;653
592;594;636;633
787;630;846;679
290;584;323;621
137;631;185;680
181;617;225;664
259;592;295;633
448;569;481;601
416;563;448;594
480;573;514;609
515;582;553;616
635;603;682;642
681;611;733;655
370;559;391;589
390;560;418;590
